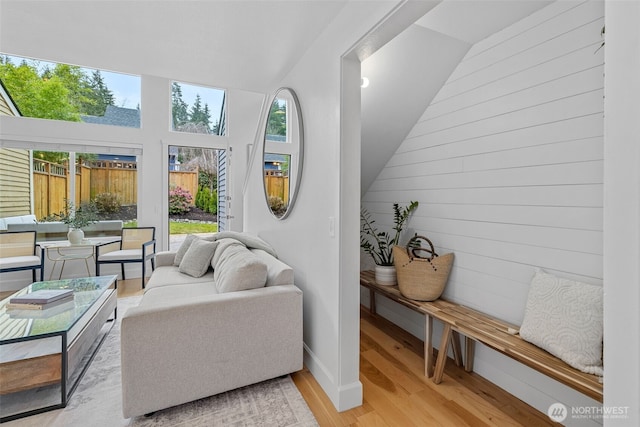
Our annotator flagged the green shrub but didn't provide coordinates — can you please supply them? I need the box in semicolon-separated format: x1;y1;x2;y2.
268;195;285;213
207;190;218;214
94;192;121;214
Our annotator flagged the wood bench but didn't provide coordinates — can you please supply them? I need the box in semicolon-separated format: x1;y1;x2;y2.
360;270;603;402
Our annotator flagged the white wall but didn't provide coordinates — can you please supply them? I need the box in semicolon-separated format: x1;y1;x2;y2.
603;1;640;425
243;0;415;412
0;79;264;291
362;1;605;424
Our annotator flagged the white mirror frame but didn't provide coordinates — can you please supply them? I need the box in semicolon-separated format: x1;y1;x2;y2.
262;87;304;220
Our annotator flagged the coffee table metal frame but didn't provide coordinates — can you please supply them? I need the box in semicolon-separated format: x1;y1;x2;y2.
0;275;118;423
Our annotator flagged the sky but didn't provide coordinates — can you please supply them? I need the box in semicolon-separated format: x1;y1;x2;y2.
3;54;225;127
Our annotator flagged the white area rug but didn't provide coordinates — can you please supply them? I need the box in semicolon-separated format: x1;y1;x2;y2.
5;296;317;427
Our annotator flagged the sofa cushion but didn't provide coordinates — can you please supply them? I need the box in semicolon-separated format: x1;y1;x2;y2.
174;234;198;266
140;281;219;305
213;243;267;293
179;238;218;278
251;249;294;287
145;265;214;290
211;238;245;267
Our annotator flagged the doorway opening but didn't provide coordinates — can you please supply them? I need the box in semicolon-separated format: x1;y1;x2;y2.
167;145;226;251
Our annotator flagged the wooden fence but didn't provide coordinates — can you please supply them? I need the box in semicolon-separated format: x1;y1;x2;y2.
33;160;198;220
264;171;289;205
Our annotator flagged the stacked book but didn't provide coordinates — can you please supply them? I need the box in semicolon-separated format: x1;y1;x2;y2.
7;289;75;311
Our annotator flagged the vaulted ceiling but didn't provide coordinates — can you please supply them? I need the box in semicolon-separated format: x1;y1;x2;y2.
0;0;552;193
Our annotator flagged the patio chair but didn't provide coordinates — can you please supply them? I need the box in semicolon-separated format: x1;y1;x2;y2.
95;227;156;288
0;230;45;282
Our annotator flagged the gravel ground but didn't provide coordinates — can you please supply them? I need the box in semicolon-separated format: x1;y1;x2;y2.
99;205;217;223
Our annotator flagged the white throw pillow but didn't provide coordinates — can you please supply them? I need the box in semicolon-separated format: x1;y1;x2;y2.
174;234;198;266
178;238;218;278
519;269;603;375
213;244;267;293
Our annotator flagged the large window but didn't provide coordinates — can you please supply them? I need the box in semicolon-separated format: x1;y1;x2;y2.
32;150;138;226
171;81;225;135
0;54;141;127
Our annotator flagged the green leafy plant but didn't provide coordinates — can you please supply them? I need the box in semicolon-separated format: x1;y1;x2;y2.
45;199;99;229
360;201;419;266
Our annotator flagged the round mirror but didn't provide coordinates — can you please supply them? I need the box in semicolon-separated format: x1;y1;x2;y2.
263;88;304;219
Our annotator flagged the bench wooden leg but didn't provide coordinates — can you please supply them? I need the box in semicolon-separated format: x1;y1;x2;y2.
451;331;463;367
433;323;452;384
425;315;434;377
465;337;475;372
369;289;376;315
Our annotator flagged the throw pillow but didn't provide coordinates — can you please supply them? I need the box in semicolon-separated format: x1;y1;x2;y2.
178;238;218;278
519;269;603;375
174;234;198;266
213;244;268;293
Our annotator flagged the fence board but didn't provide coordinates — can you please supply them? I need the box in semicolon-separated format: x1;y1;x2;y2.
169;170;198;203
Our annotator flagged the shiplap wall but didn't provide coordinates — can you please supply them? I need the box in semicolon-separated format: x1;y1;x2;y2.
362;1;604;420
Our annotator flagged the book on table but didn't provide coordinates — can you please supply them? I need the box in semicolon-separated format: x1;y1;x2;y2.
6;294;75;311
9;288;74;305
8;299;75;317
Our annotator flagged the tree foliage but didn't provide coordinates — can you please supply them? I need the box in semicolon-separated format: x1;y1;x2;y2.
0;56;82;120
172;82;213;134
267;98;286;136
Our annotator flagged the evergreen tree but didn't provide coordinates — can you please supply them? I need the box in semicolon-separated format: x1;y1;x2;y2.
189;94;211;133
85;70;114;116
171;82;188;129
266;99;286;136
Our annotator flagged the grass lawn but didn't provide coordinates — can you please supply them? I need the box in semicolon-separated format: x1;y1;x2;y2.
124;221;218;234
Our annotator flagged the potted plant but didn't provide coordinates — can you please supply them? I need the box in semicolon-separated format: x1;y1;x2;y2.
360;201;418;285
51;199;99;244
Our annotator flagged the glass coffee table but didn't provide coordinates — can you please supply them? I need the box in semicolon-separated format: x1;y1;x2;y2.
0;275;118;422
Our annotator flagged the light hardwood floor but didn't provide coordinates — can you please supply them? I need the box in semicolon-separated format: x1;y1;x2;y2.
2;278;554;426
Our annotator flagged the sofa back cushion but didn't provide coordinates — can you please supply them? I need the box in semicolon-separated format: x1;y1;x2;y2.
213;243;267;293
251;249;294;287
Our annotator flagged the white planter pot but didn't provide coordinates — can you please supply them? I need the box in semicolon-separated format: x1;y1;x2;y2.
68;228;84;244
375;265;397;286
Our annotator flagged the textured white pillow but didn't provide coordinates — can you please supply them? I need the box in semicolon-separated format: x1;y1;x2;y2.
178;238;218;278
174;234;198;266
519;269;603;375
213;244;267;293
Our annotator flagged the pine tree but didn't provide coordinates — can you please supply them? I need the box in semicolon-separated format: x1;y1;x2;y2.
171;82;188;129
85;70;114;116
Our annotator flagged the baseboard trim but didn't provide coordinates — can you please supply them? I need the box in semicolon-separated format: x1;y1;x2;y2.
303;344;363;412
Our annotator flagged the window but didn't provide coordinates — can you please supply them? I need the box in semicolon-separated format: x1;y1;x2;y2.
0;53;141;128
32;150;138;234
171;81;225;135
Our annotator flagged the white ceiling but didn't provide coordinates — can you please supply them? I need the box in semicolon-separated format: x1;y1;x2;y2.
1;0;553;194
360;0;553;194
0;0;348;93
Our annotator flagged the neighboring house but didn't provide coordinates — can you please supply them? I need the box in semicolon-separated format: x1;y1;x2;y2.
0;80;31;218
263;153;288;173
81;105;140;128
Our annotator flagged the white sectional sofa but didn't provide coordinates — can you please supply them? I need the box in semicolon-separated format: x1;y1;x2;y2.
120;231;303;418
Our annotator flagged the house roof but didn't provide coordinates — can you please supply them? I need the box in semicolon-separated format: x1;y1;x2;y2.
81;105;140;128
0;79;21;116
264;153;288;163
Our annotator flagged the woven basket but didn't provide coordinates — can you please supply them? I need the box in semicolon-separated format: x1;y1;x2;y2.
393;235;454;301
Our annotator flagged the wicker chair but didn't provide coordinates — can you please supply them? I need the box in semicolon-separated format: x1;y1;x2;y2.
0;230;45;282
95;227;156;288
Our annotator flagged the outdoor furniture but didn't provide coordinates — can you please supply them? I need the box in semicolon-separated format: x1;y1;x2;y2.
0;230;45;282
95;227;156;288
